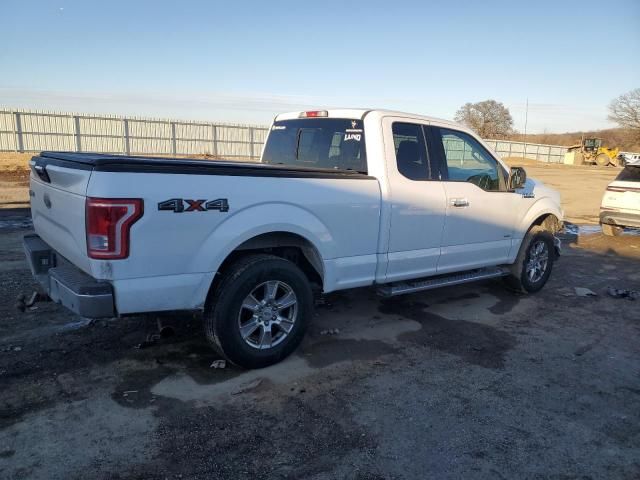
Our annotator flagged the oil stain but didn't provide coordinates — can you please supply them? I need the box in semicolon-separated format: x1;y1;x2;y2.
380;298;516;369
486;284;521;315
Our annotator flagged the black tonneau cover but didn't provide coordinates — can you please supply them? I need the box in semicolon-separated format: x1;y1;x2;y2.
33;152;373;179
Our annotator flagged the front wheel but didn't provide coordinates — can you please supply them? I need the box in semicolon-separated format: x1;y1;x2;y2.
205;254;313;369
505;226;555;293
595;153;611;166
601;223;623;236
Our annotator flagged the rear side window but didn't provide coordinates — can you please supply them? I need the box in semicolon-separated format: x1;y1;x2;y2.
262;119;367;173
392;123;429;180
616;166;640;182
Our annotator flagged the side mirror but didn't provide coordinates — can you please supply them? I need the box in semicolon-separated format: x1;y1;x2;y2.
509;166;527;190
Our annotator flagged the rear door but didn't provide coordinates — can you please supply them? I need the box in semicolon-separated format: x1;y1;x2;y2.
427;126;520;273
383;117;446;282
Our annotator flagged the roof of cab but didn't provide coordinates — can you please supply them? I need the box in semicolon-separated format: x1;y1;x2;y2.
275;108;461;128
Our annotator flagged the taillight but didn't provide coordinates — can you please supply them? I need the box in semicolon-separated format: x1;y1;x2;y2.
86;197;143;259
298;110;328;118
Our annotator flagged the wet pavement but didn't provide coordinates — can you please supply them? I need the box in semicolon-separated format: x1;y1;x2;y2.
1;223;639;479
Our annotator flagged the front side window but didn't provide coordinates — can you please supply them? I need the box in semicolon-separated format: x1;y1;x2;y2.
261;118;367;173
392;122;429;180
436;128;504;191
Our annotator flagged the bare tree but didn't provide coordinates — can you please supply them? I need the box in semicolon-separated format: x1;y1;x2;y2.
608;89;640;138
454;100;513;139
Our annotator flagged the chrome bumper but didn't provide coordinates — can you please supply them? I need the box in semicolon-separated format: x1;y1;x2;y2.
23;234;115;318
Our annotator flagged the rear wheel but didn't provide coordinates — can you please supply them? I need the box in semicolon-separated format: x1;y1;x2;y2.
205;254;313;369
595;153;611;166
601;223;623;236
505;226;555;293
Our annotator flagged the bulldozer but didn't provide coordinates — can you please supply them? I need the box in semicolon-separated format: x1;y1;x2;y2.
566;137;620;166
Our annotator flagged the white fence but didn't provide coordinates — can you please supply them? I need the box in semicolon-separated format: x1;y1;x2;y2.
0;108;269;160
483;139;567;164
0;108;569;163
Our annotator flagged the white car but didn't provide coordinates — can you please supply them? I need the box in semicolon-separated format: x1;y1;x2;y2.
24;109;563;368
619;152;640;166
600;165;640;235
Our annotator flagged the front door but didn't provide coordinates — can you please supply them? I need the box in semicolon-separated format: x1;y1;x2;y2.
427;126;520;274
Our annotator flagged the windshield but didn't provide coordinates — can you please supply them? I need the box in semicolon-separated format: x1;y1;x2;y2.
616;166;640;182
261;118;367;173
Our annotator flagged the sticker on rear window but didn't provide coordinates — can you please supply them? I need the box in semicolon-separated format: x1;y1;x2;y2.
272;125;286;130
344;133;361;141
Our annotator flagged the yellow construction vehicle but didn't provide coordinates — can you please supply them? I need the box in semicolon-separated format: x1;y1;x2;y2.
566;137;620;166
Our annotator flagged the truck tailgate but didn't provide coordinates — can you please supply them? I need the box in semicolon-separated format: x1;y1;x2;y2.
29;160;92;273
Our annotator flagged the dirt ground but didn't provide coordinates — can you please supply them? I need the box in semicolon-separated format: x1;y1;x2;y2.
1;156;639;479
503;157;621;224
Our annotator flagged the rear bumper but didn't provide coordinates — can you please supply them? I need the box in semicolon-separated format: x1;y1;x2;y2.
23;234;115;318
600;209;640;229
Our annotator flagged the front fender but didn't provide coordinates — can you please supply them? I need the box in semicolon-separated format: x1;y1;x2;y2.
516;197;563;239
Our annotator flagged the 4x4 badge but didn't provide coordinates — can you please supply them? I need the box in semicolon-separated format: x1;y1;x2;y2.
158;198;229;213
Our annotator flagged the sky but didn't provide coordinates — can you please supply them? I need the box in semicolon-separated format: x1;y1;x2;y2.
1;0;639;133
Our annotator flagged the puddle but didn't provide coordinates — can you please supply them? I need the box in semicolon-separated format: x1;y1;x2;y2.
1;318;95;345
150;356;315;402
564;223;640;236
303;338;397;368
52;318;94;333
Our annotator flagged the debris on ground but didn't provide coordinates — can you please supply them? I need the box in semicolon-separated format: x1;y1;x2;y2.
135;333;161;349
210;359;226;369
574;287;597;297
16;291;43;312
320;328;340;335
607;287;639;301
231;378;262;395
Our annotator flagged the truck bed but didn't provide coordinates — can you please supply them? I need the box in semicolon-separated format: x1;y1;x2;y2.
29;150;382;314
34;152;372;179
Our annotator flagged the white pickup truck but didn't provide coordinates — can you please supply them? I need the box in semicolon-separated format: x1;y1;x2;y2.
24;109;562;368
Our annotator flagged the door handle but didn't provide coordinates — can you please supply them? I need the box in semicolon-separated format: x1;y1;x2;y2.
450;198;469;207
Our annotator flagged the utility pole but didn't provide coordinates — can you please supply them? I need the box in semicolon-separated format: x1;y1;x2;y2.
523;97;529;159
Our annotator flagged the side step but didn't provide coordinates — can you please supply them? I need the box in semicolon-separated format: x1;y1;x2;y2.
377;267;509;297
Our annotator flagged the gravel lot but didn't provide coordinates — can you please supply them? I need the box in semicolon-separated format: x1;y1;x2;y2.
0;159;639;479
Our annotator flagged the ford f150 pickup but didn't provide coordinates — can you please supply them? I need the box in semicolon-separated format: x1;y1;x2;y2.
24;109;562;368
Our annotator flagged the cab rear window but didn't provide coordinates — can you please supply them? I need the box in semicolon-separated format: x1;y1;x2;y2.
261;119;367;173
616;166;640;182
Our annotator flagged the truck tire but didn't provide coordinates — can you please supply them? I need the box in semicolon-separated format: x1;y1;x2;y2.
601;223;623;236
595;153;611;166
204;254;313;369
505;226;555;293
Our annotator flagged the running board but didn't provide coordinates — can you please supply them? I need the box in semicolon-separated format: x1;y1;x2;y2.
377;267;509;297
